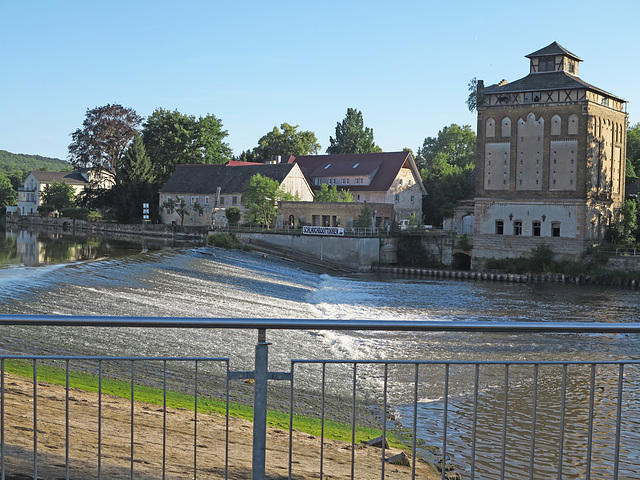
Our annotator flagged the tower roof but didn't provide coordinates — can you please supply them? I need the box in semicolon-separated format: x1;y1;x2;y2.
525;41;582;62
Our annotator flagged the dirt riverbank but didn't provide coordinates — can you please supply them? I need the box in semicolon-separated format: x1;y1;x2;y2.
2;373;440;479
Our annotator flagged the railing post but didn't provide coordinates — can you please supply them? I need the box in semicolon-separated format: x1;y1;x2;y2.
252;328;269;480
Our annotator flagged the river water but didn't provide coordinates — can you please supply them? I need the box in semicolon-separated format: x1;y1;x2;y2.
1;227;639;479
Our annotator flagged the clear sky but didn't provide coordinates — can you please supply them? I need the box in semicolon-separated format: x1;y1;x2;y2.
1;0;638;161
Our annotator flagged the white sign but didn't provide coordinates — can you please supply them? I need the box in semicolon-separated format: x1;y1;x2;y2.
302;226;344;236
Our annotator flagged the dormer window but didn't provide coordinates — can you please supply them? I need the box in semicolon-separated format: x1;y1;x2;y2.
538;56;555;72
353;163;360;168
324;164;331;169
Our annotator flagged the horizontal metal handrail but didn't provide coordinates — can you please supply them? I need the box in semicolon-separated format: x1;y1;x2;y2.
1;314;639;334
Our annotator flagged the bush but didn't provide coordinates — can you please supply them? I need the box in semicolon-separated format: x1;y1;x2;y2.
60;207;91;220
207;232;239;249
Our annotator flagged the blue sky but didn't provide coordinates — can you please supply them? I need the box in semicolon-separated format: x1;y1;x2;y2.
1;0;638;161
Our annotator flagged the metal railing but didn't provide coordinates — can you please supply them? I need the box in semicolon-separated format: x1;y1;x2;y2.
0;315;638;480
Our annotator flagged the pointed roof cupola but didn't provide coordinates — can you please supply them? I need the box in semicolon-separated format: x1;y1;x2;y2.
526;41;582;76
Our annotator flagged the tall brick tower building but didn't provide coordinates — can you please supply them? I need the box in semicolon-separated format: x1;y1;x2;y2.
472;42;628;265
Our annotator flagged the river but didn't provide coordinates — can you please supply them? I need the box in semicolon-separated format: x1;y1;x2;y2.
1;226;639;479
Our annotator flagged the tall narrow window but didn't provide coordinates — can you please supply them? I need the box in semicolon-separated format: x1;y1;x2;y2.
532;221;541;236
552;222;561;237
513;221;523;236
495;220;504;235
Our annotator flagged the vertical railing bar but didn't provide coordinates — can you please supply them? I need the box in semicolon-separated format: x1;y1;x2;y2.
529;364;539;480
287;362;295;480
33;359;37;480
162;360;167;480
558;364;567;480
225;360;230;480
381;363;388;480
350;363;357;480
500;364;509;480
471;363;479;480
442;364;449;480
130;360;134;480
613;364;624;480
252;329;269;480
98;360;102;480
586;364;596;480
320;363;326;480
65;359;70;480
194;360;199;479
411;363;419;480
1;358;4;480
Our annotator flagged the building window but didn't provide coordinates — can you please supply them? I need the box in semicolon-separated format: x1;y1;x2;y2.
495;220;504;235
395;194;399;203
204;196;209;205
408;179;412;186
552;222;561;237
232;196;237;205
532;221;541;236
220;196;225;206
513;221;522;236
410;195;415;204
399;179;403;185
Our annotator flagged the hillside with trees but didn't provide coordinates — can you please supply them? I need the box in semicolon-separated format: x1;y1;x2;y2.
0;150;71;190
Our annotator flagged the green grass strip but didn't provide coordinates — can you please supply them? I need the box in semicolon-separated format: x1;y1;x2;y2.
2;359;408;449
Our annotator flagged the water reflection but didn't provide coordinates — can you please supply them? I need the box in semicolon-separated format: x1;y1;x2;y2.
1;226;165;267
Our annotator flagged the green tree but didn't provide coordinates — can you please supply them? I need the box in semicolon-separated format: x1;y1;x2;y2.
68;104;143;185
243;174;290;227
161;196;189;226
354;203;373;228
418;124;476;225
627;123;640;183
466;77;483;112
0;173;17;208
252;123;321;160
41;181;75;211
327;108;382;154
112;133;157;222
225;206;242;226
314;183;353;202
143;108;232;185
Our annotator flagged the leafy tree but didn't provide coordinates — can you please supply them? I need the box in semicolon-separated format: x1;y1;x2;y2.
466;77;483;112
327;108;382;154
161;196;190;226
627;123;640;183
0;173;17;208
314;183;353;202
68;104;143;185
243;174;291;227
112;133;157;222
354;203;373;228
418;124;476;226
225;206;242;226
41;181;75;211
252;123;321;160
143;108;232;185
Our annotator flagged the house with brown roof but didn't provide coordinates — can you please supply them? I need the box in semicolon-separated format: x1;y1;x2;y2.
16;170;90;215
289;151;426;227
158;162;313;226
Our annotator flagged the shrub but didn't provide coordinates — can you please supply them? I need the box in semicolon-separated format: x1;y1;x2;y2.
207;232;239;249
60;207;91;220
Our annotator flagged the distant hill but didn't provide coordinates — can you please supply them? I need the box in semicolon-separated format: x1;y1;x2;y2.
0;150;71;174
0;150;72;188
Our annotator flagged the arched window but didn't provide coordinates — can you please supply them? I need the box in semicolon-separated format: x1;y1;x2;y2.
486;118;496;138
551;115;561;136
568;114;578;135
501;117;511;137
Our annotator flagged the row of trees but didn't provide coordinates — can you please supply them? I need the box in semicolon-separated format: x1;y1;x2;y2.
66;105;384;222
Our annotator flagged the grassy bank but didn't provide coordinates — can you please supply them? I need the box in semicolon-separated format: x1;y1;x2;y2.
4;359;410;449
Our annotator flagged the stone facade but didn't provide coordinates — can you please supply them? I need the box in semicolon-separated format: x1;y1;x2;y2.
472;42;628;265
277;201;395;230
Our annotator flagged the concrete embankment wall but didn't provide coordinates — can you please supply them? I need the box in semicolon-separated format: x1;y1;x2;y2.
374;265;640;288
236;232;380;272
7;216;208;240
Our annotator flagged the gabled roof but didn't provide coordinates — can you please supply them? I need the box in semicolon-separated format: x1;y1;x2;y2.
292;151;427;195
526;41;582;62
159;163;298;195
29;171;88;185
483;70;625;102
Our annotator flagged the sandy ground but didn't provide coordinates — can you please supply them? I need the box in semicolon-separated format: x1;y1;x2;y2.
0;373;441;479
